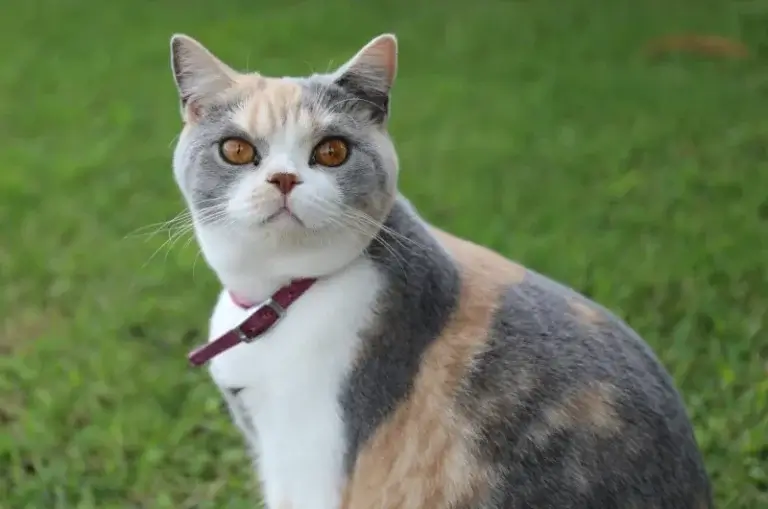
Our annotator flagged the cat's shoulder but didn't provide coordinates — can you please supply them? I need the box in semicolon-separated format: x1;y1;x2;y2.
430;225;639;350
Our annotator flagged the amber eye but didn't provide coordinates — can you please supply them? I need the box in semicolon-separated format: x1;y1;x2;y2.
219;138;257;165
312;138;349;167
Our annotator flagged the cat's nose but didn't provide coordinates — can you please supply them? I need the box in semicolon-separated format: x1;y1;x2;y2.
267;172;301;195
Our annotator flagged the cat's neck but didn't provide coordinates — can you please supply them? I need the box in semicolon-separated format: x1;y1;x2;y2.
200;239;363;306
366;196;455;286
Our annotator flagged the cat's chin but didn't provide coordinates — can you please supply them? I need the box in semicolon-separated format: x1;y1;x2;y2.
259;207;305;228
195;218;372;301
209;212;365;253
238;200;335;233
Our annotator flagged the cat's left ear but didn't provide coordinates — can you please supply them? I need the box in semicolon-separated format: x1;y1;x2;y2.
332;34;398;122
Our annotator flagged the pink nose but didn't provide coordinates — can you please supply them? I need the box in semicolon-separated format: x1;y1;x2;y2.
267;172;300;195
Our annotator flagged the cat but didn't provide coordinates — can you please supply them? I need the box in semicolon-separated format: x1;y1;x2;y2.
168;32;713;509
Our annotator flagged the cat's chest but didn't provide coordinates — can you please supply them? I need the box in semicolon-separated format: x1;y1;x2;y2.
207;258;382;393
205;259;382;509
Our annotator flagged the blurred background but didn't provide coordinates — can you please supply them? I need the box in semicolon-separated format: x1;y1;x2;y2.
1;0;766;507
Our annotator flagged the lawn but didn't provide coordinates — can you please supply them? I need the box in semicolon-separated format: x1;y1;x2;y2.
0;0;766;507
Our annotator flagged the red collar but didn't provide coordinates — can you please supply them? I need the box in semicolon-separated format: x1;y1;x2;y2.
187;278;317;367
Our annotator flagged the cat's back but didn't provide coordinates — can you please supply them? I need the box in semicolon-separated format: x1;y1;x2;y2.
436;228;713;509
343;219;712;509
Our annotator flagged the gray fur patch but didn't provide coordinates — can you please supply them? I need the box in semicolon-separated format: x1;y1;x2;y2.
303;78;387;124
177;96;266;216
299;79;393;215
339;197;460;474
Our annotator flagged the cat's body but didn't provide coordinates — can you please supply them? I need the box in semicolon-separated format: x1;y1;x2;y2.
169;33;713;509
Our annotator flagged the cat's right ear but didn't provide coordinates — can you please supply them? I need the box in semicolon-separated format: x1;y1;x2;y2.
331;34;398;123
170;34;237;122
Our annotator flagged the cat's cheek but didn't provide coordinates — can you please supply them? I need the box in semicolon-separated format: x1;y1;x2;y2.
290;175;344;230
226;173;280;224
224;181;253;222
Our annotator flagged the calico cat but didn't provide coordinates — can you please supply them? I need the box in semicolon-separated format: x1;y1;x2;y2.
168;33;713;509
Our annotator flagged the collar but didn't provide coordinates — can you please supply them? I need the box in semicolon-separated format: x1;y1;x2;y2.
187;278;317;367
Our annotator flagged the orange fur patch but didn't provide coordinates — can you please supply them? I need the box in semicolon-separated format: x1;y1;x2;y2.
430;227;526;285
568;298;603;324
342;228;525;508
531;381;621;445
231;77;304;138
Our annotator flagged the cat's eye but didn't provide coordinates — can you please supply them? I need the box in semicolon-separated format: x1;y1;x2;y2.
312;138;349;167
219;138;258;165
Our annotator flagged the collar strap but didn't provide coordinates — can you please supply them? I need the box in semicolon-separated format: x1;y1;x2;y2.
187;278;317;367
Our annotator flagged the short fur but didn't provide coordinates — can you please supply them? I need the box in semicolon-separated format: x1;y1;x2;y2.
168;33;713;509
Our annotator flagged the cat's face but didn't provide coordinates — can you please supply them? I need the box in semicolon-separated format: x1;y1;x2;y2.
169;34;399;286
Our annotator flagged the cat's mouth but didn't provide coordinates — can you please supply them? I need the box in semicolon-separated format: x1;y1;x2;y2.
262;206;304;226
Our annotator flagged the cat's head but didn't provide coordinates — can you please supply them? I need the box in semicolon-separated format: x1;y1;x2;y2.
169;34;399;289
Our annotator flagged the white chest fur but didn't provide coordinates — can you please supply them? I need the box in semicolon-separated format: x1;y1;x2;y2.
207;258;382;509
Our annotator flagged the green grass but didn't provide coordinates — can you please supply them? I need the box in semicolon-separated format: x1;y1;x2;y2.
1;0;766;507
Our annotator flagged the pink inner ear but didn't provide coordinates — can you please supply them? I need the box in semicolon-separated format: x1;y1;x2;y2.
351;35;398;86
368;37;397;82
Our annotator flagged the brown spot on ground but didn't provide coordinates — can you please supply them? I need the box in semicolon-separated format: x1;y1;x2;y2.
532;381;622;444
0;388;24;426
643;34;750;60
342;227;523;508
0;306;62;354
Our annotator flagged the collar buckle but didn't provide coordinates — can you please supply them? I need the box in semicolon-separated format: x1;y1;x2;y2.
187;278;316;367
236;297;287;343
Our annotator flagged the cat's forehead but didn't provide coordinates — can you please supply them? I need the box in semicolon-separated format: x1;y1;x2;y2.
228;75;332;139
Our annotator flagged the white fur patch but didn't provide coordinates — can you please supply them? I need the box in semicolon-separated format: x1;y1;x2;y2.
208;257;382;509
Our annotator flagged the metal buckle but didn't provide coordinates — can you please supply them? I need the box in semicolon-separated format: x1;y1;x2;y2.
236;297;287;343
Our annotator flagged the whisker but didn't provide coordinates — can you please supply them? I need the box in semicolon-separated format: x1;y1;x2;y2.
303;196;415;276
125;210;194;240
140;226;193;269
167;132;181;148
310;210;411;275
336;205;427;255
